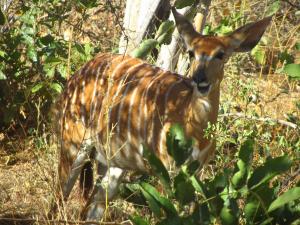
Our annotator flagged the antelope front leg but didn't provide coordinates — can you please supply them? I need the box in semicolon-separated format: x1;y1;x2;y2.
82;167;124;222
59;139;94;201
62;150;90;200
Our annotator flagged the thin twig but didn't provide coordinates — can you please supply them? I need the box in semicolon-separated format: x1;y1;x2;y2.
0;217;119;225
219;112;298;129
105;0;128;44
281;0;300;10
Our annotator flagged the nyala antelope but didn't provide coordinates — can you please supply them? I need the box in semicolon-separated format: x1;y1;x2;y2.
54;7;271;221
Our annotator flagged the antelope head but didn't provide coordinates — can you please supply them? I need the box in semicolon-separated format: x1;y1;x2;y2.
172;7;272;96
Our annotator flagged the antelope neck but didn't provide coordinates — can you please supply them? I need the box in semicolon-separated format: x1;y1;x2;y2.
186;83;220;137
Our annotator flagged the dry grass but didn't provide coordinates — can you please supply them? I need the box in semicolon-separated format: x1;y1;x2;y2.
1;0;299;224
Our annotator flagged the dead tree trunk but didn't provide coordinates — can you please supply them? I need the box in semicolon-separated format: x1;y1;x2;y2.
118;0;165;54
119;0;211;76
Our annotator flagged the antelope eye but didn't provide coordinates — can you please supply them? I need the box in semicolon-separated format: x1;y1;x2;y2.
188;50;195;59
215;51;225;60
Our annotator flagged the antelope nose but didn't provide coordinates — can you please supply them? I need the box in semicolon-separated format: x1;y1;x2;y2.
197;81;211;94
192;72;211;95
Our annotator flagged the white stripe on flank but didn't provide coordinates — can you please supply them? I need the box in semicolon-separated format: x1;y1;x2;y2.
70;85;78;115
150;75;169;151
158;123;174;168
158;124;169;157
116;63;145;136
108;61;144;129
89;63;104;125
142;71;166;142
153;78;183;155
81;80;86;125
127;73;149;150
96;55;125;131
137;77;152;147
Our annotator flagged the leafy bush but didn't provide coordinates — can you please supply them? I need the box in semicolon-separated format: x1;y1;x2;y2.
125;124;300;225
0;0;101;134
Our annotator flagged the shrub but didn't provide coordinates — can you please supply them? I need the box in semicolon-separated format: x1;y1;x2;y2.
125;124;300;225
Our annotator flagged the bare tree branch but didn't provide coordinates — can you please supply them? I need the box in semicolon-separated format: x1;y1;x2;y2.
219;112;298;129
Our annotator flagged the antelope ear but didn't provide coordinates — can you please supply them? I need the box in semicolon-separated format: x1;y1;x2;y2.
226;16;272;52
172;7;199;50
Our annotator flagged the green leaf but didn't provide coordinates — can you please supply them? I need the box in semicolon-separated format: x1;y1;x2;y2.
0;70;6;80
129;215;149;225
215;25;233;35
0;8;7;25
190;175;204;193
142;145;171;190
131;39;158;59
31;83;44;93
155;20;175;45
266;0;280;16
174;171;195;205
44;56;62;64
27;47;37;62
57;64;68;79
156;217;181;225
251;46;266;65
268;187;300;212
232;139;254;188
260;218;274;225
220;203;238;225
283;64;300;79
238;139;254;164
278;51;294;64
49;82;62;93
197;203;211;224
186;160;200;175
248;155;292;189
295;42;300;51
140;182;177;216
166;123;193;166
174;0;195;9
244;200;260;221
119;183;146;205
74;43;86;55
0;50;6;58
139;184;162;218
39;34;55;46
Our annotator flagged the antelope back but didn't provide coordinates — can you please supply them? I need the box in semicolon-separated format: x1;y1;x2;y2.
55;9;272;174
56;53;194;171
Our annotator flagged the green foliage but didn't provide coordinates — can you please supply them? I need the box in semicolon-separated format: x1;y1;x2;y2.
154;20;175;45
129;124;299;225
276;43;300;80
166;123;193;167
283;64;300;79
0;0;99;132
132;20;175;59
266;0;281;16
131;39;159;59
143;145;171;191
203;12;242;35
